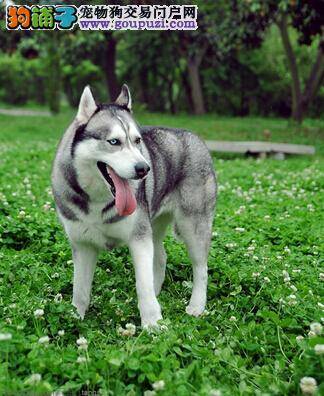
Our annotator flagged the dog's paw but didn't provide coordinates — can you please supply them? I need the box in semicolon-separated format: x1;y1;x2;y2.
72;300;87;320
186;304;205;317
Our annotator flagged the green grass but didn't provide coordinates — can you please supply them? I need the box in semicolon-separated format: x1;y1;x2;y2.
0;109;323;395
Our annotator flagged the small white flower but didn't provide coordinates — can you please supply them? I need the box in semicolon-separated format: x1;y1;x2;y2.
210;390;222;396
263;276;270;283
296;335;304;342
300;376;317;395
319;273;324;281
314;344;324;355
247;246;255;252
308;330;316;338
235;227;245;232
43;203;51;211
152;380;165;391
264;215;270;220
290;285;297;292
144;391;156;396
310;322;322;335
252;272;260;278
287;295;297;306
58;330;65;336
18;210;26;218
76;336;88;350
38;336;50;344
284;246;291;254
77;356;87;364
229;316;237;322
125;323;136;336
34;309;44;318
25;373;42;385
54;293;63;303
52;273;60;279
212;231;218;237
225;242;236;249
292;269;301;273
318;302;324;310
67;260;73;265
0;333;12;341
252;255;259;261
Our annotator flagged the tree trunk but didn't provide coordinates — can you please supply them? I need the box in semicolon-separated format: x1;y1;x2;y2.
300;44;324;114
46;32;61;114
187;56;205;115
104;33;119;102
277;14;302;123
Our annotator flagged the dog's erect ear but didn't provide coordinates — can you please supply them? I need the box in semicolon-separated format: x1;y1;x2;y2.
76;86;97;123
114;84;132;111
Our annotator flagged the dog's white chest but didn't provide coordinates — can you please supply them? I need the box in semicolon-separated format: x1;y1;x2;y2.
62;204;136;250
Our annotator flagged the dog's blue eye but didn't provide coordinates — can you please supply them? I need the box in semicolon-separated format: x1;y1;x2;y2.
108;139;120;146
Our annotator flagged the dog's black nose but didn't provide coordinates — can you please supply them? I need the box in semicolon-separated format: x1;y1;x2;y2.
135;162;150;178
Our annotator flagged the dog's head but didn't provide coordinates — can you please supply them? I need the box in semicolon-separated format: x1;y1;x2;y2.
72;85;150;216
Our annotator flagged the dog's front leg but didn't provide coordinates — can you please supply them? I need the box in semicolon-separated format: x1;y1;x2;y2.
129;238;162;328
72;243;98;319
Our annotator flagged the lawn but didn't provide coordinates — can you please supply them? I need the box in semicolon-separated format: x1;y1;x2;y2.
0;109;323;395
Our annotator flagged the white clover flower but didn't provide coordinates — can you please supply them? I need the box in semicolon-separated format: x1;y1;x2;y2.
152;380;165;391
54;293;63;303
225;242;236;249
300;377;317;395
212;231;218;237
263;277;270;283
252;272;260;278
144;391;156;396
76;336;88;350
229;316;237;322
235;227;245;232
310;322;322;335
287;295;297;306
58;330;65;336
210;390;222;396
319;273;324;281
34;309;44;318
292;269;301;273
67;260;73;265
290;285;297;292
276;255;283;260
308;331;316;338
264;215;270;220
25;373;42;385
18;210;26;218
296;335;304;342
318;302;324;310
284;246;291;254
314;344;324;355
117;323;136;337
77;356;87;364
0;333;12;341
52;273;60;279
38;336;50;344
247;245;255;252
252;255;259;261
43;202;51;211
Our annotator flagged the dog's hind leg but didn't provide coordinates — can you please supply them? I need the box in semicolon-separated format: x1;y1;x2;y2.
175;212;213;317
152;214;172;296
72;243;98;319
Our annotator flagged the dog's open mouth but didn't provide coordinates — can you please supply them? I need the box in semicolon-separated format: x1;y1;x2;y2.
97;162;137;216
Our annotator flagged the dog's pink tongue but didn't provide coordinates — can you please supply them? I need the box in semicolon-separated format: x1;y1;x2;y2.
107;167;137;216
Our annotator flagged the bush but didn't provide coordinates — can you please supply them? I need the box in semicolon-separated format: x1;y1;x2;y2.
0;54;46;105
62;60;103;107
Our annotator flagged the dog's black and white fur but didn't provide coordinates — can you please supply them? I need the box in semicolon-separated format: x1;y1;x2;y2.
52;85;217;327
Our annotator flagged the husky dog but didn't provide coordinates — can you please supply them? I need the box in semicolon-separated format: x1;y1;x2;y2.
52;85;216;327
